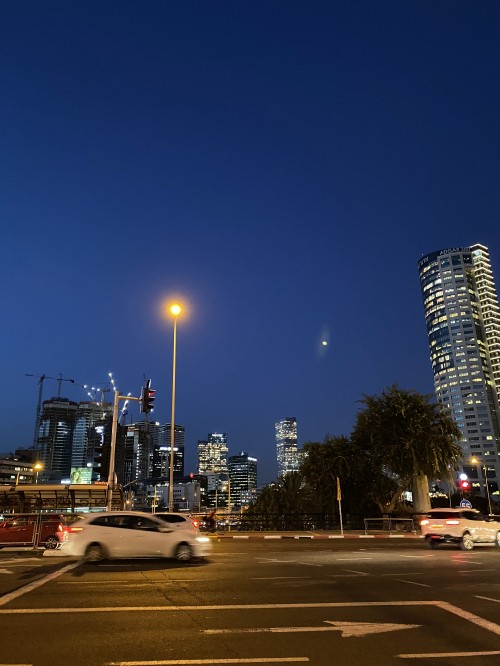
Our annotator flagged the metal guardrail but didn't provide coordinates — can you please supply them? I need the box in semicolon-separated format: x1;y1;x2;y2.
364;517;416;534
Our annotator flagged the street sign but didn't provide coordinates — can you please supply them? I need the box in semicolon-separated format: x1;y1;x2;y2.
460;499;472;508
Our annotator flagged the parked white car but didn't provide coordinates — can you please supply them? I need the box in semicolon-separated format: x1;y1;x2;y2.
61;511;211;563
420;508;500;550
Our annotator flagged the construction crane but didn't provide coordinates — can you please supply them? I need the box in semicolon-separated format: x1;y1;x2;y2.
25;373;76;449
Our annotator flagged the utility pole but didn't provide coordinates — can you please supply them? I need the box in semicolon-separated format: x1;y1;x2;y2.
106;389;141;512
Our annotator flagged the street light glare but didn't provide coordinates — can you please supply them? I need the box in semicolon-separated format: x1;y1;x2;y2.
170;304;181;316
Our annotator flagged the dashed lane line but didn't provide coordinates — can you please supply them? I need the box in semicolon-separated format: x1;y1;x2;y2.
476;595;500;603
392;579;431;588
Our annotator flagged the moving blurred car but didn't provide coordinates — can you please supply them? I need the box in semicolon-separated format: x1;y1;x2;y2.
0;513;70;549
154;512;200;531
420;508;500;550
61;511;211;563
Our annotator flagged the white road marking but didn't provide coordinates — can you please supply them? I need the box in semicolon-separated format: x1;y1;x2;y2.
2;600;500;637
399;651;500;659
399;555;434;559
336;558;373;561
251;577;307;580
0;569;14;574
340;569;369;576
105;657;309;666
475;595;500;603
393;579;431;588
435;600;500;636
0;561;80;607
382;573;424;576
205;620;420;638
458;569;496;573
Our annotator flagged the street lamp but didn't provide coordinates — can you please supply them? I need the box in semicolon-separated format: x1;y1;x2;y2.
34;462;43;484
168;303;182;512
471;457;492;514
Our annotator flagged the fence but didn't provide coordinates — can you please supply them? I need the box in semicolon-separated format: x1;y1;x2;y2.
363;517;417;534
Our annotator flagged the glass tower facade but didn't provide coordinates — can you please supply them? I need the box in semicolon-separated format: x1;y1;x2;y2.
418;244;500;499
275;417;299;477
228;451;258;509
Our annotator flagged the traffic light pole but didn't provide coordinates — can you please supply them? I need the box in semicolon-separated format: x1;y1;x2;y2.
106;389;140;512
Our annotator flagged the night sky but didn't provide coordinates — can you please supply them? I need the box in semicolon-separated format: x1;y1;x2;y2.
2;1;500;484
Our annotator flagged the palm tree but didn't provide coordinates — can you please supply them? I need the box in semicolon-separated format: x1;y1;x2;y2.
351;385;463;514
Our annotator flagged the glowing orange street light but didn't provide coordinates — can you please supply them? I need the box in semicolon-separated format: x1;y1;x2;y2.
167;303;182;511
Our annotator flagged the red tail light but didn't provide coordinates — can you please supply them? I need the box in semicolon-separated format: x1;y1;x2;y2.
445;520;460;525
420;519;429;526
69;526;84;533
192;519;199;529
57;523;64;532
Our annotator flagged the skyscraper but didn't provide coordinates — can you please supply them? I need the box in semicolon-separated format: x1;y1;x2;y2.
197;433;229;473
275;417;299;477
418;244;500;498
228;451;258;509
37;398;78;481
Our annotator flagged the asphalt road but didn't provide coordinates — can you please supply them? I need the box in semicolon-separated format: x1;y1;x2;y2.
1;538;500;666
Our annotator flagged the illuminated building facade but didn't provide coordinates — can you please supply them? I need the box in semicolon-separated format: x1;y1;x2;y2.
37;398;78;481
418;244;500;498
228;451;258;509
197;433;228;473
156;423;185;481
275;417;299;476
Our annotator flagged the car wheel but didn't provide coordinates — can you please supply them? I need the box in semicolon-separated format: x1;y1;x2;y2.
428;540;439;549
45;535;59;550
460;532;474;551
84;543;106;563
175;543;192;563
495;532;500;548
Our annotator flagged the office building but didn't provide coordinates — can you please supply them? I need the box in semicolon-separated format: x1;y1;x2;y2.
37;398;79;481
197;433;228;473
157;423;185;481
418;244;500;498
275;417;299;476
228;452;258;509
72;401;114;483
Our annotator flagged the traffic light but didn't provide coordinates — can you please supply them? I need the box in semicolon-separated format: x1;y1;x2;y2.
459;479;471;492
141;379;156;413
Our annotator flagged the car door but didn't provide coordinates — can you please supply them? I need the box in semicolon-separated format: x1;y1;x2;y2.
0;515;36;546
123;515;168;558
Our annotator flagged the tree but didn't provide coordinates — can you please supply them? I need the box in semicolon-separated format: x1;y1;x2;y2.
351;385;463;514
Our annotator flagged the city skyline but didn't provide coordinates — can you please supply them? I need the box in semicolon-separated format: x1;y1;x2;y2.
2;3;500;484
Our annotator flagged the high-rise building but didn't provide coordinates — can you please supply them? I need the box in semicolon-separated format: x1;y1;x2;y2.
197;433;228;473
228;452;258;509
72;401;114;482
418;244;500;498
157;423;185;481
37;398;78;481
275;417;299;477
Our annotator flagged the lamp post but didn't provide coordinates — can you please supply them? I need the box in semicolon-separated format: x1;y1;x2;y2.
168;303;181;512
471;457;492;515
34;463;43;484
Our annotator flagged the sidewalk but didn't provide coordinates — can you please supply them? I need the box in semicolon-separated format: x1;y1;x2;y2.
207;530;423;540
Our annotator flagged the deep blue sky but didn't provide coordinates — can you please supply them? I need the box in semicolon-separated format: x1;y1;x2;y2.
2;1;500;484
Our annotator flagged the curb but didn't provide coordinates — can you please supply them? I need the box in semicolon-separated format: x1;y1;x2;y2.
209;533;424;540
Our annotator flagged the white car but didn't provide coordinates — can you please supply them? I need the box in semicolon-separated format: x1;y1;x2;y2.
420;508;500;550
61;511;212;563
153;512;201;531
